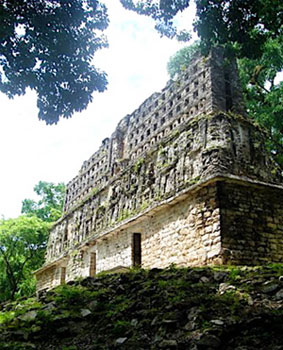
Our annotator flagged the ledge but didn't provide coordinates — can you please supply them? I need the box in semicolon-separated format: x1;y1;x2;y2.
35;174;283;275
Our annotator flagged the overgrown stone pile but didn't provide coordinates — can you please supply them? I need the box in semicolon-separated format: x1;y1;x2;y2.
1;265;283;349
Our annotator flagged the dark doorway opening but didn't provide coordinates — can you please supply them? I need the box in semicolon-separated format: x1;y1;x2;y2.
132;233;142;267
89;252;96;277
60;267;66;284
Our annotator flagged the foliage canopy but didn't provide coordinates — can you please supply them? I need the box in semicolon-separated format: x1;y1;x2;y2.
194;0;282;59
167;41;200;78
121;0;283;60
0;216;50;301
0;0;109;124
21;181;66;222
0;181;64;302
238;36;283;167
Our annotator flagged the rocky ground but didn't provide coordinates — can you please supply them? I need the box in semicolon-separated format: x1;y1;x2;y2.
1;265;283;350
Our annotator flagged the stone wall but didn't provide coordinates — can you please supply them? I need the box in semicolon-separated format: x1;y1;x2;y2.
78;179;283;277
96;182;222;272
52;181;221;281
219;181;283;265
96;231;132;273
36;266;59;292
45;112;281;266
39;177;283;289
63;48;245;213
35;47;283;292
64;245;97;282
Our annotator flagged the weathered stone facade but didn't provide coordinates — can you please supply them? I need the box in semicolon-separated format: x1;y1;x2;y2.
35;48;283;292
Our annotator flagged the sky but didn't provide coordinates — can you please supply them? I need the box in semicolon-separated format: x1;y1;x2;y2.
0;1;196;219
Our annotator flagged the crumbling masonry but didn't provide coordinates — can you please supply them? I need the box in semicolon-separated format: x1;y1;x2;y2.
35;48;283;292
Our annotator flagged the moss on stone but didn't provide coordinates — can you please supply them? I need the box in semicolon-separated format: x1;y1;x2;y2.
1;265;283;350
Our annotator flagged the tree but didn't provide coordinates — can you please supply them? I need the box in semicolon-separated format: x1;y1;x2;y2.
0;216;50;301
194;0;283;59
120;0;282;60
0;181;64;301
167;41;200;78
238;36;283;167
21;181;66;222
0;0;109;124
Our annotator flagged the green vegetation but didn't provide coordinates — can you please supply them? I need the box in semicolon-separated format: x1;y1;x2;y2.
238;36;283;167
21;181;66;222
0;216;50;301
140;200;150;211
121;1;282;61
116;200;152;223
185;175;201;186
0;181;65;302
0;0;108;124
133;157;145;174
167;41;200;78
1;265;283;349
117;209;134;223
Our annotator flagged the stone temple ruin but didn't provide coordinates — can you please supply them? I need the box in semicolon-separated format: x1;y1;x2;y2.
35;48;283;292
